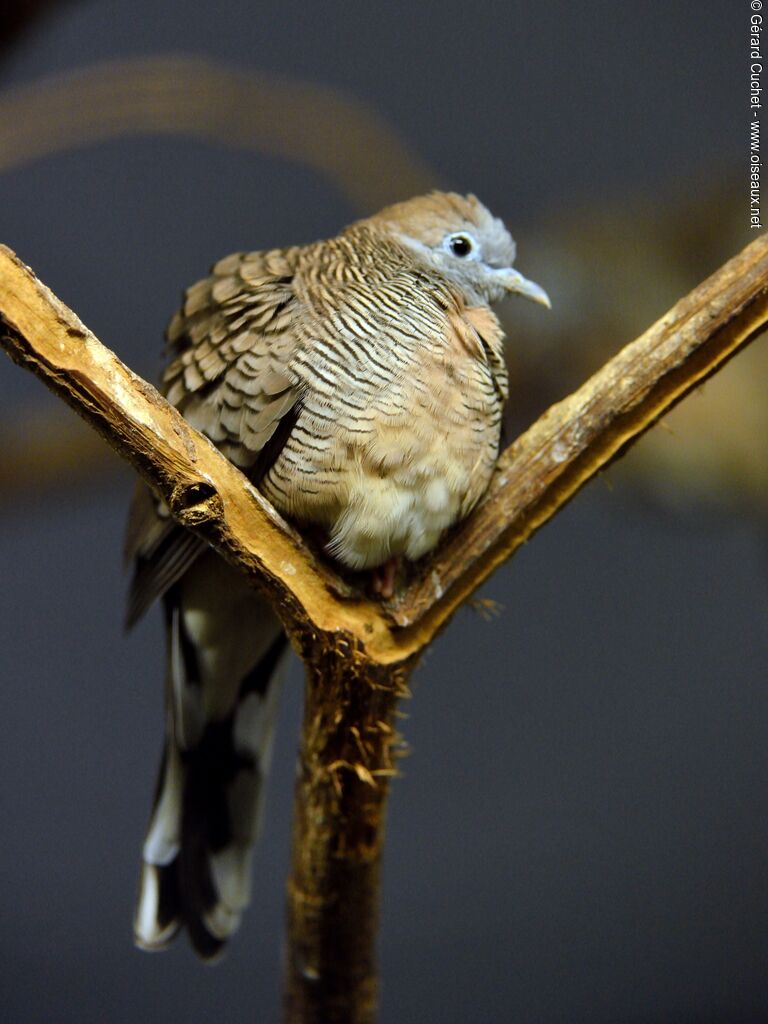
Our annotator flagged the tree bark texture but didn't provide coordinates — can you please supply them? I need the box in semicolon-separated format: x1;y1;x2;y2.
284;638;413;1024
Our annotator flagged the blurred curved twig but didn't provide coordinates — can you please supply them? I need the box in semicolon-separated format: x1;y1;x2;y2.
0;404;122;504
0;55;438;208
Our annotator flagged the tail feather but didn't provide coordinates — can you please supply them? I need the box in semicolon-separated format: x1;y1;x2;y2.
134;553;287;960
135;862;180;952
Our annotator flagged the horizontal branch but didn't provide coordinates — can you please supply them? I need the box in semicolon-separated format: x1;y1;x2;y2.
1;235;767;665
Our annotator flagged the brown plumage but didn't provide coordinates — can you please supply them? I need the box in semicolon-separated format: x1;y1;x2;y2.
127;191;549;959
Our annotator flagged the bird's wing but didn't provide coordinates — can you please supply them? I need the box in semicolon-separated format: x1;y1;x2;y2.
125;248;304;626
162;247;303;467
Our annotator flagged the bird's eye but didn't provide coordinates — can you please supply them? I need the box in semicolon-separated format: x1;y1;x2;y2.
447;233;474;258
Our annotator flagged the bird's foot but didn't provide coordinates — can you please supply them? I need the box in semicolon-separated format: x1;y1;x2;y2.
371;557;400;599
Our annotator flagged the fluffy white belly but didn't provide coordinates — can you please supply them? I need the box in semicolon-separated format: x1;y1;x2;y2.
326;468;473;570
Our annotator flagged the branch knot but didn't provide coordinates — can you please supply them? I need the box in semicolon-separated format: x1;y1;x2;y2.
168;480;222;526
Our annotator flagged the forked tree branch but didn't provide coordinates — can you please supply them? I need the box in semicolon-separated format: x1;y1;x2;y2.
1;235;767;1023
2;237;766;656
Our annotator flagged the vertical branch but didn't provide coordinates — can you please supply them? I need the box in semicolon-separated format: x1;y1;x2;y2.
283;635;413;1024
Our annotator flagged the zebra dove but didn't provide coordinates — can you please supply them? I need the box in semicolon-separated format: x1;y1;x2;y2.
126;191;550;959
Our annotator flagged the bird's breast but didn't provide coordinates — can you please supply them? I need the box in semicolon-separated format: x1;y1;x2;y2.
260;326;504;571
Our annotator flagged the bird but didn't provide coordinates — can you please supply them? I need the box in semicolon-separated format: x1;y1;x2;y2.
125;191;550;960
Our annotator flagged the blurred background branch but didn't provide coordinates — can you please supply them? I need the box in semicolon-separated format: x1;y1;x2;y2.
0;56;437;205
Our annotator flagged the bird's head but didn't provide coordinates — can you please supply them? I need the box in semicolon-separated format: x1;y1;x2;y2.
371;191;551;310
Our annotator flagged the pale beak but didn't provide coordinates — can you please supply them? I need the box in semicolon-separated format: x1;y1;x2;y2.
498;268;551;309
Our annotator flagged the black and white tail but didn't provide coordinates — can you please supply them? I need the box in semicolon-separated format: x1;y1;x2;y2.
133;552;287;960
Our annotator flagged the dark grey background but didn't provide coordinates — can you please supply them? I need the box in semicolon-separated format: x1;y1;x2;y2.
2;3;765;1022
